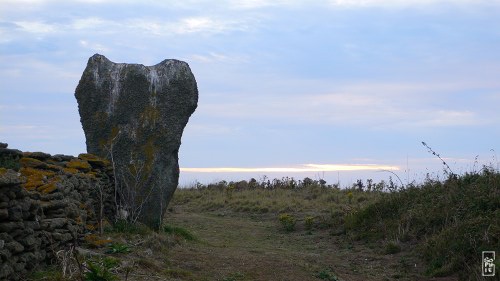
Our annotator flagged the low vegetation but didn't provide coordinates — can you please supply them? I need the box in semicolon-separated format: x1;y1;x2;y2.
346;167;500;279
170;162;499;280
24;151;499;280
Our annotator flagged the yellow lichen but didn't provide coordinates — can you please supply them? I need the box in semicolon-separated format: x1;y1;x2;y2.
20;167;56;191
24;177;44;190
46;164;63;172
140;104;160;126
78;153;110;167
20;167;55;177
98;126;120;151
20;157;46;169
63;167;80;174
75;216;83;225
111;126;119;139
85;224;96;231
84;234;112;248
0;168;7;175
83;172;96;179
37;177;60;193
66;159;92;172
142;137;156;175
37;182;58;193
98;139;107;150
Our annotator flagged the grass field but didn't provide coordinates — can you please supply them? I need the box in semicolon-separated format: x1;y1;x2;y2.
29;168;499;281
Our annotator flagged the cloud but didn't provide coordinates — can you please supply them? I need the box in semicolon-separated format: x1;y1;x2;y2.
197;81;492;129
181;163;400;173
132;17;250;35
12;21;57;34
328;0;494;8
71;17;111;30
187;52;249;64
8;16;250;37
184;123;241;137
79;40;110;53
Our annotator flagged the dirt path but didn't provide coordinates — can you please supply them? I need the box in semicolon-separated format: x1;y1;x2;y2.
163;209;433;281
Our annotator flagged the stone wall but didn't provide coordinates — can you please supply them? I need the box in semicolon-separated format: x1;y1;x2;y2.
0;143;116;280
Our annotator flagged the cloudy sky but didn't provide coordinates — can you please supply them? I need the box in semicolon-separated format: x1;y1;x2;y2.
1;0;499;186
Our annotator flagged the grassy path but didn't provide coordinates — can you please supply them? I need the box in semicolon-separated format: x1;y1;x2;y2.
163;209;428;281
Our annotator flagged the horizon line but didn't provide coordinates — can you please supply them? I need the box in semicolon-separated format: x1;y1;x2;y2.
180;164;400;173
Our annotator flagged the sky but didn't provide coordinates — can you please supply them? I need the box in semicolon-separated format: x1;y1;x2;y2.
1;0;499;187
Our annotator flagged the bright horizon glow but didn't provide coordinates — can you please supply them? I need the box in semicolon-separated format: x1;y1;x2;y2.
181;164;400;173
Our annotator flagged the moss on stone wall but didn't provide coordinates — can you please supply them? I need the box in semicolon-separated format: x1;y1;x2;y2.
66;159;92;172
0;144;117;281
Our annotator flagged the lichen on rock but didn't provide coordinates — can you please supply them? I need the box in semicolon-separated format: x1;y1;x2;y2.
75;54;198;228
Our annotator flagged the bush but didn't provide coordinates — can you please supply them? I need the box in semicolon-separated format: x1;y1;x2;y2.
384;241;401;255
346;169;500;278
304;216;315;230
278;213;296;232
315;268;339;281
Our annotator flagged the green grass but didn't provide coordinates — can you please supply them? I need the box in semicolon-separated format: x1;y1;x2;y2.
174;181;381;215
105;219;151;235
105;242;131;254
163;224;197;241
173;170;500;279
315;268;340;281
346;168;500;278
28;169;499;280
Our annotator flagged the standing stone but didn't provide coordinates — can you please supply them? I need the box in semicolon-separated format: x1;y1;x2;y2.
75;54;198;228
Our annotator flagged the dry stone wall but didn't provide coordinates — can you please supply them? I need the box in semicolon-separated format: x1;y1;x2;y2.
0;143;116;280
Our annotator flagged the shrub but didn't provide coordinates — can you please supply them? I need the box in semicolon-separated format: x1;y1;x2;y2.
304;216;315;230
278;213;296;232
315;268;339;281
384;240;401;255
346;169;500;278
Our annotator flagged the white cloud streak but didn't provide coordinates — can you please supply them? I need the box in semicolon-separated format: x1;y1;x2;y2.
329;0;496;8
181;163;400;173
12;21;56;34
6;16;249;36
198;81;491;129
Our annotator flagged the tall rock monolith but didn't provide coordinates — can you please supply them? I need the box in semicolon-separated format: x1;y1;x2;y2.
75;54;198;228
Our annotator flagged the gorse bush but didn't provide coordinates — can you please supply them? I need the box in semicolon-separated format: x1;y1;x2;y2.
304;216;315;230
347;168;500;278
278;213;296;232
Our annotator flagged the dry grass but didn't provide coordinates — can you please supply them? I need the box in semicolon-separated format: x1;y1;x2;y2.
32;172;499;281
